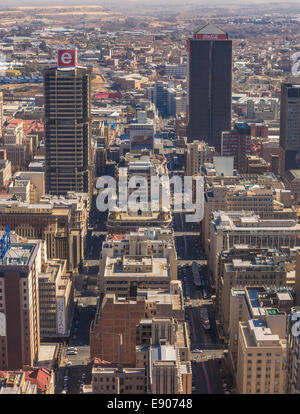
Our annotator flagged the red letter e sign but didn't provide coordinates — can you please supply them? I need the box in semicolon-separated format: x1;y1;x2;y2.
58;49;77;67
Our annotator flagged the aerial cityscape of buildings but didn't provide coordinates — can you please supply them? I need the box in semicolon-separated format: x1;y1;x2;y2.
1;1;300;398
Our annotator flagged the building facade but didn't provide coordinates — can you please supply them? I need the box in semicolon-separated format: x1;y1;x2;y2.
187;23;232;152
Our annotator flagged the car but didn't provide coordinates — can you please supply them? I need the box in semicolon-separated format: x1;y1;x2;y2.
67;361;72;367
64;376;68;380
61;390;67;394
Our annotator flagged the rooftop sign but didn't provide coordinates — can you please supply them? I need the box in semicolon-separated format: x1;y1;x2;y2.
57;49;77;68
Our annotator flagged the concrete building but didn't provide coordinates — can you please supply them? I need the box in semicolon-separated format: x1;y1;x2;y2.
149;344;192;394
90;294;147;365
246;155;270;174
221;123;251;173
8;178;32;202
219;253;290;334
38;259;73;338
0;240;41;370
283;169;300;203
44;62;93;200
91;356;146;394
0;159;12;190
236;316;286;394
40;192;89;268
0;201;70;269
90;281;185;364
0;192;88;270
229;286;293;372
100;227;177;282
203;179;295;255
14;171;45;203
0;371;37;394
100;255;171;297
209;211;300;280
185;141;215;176
107;153;172;233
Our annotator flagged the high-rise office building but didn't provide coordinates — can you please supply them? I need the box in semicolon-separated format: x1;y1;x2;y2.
0;236;41;370
279;83;300;173
187;23;232;153
44;49;92;199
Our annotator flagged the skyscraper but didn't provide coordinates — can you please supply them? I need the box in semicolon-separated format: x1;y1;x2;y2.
279;83;300;173
44;49;92;200
187;23;232;153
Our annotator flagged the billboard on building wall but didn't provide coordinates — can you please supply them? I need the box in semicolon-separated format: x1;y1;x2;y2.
56;297;65;335
195;33;227;40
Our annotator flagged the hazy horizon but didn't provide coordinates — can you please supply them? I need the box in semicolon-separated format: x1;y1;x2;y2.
2;0;300;6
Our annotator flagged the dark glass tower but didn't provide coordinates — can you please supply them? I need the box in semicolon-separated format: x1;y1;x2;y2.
44;64;92;200
187;23;232;153
279;83;300;173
